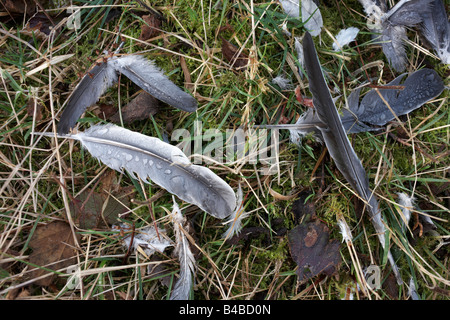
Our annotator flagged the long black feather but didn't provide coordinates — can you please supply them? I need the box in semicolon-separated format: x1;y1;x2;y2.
302;32;402;284
57;54;197;134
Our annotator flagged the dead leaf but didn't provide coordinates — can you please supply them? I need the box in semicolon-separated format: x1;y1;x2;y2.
221;38;248;70
179;56;193;92
95;103;117;121
288;219;341;282
139;13;162;42
21;12;60;40
292;191;316;224
1;0;36;15
26;98;43;122
28;221;79;287
109;92;159;124
70;187;133;229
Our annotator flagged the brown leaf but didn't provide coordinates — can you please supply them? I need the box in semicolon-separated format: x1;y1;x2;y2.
1;0;36;15
95;103;117;121
28;221;79;287
109;92;160;124
292;191;316;224
139;13;162;42
221;38;248;70
26;98;43;122
21;12;58;40
288;219;341;282
69;187;132;229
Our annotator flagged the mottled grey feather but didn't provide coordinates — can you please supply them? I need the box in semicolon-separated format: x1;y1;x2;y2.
342;68;444;133
419;0;450;64
57;61;118;134
108;55;198;113
302;32;402;284
55;124;236;219
57;54;197;134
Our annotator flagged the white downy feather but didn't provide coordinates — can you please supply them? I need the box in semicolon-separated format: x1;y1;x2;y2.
397;193;415;231
332;27;360;51
170;199;196;300
222;185;249;239
117;223;172;257
272;75;294;90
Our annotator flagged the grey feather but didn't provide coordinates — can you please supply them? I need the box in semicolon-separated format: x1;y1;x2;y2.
40;124;236;219
302;0;323;37
108;55;198;113
359;0;434;72
170;200;195;300
302;32;402;284
260;68;443;136
342;68;444;133
57;61;118;135
419;0;450;64
57;54;197;134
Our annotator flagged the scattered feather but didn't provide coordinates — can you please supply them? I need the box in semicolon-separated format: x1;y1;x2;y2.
419;0;450;64
169;199;196;300
294;36;305;77
117;223;171;257
408;277;420;300
358;0;433;72
342;68;444;133
301;0;323;37
397;193;415;231
35;124;237;219
279;0;300;18
337;217;353;244
333;27;360;51
272;75;294;90
58;54;197;134
222;185;249;239
302;32;402;284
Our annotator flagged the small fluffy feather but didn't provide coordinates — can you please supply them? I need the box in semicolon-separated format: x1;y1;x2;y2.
337;218;353;243
170;199;196;300
397;193;415;231
222;185;249;239
333;27;360;51
117;223;171;257
272;75;294;90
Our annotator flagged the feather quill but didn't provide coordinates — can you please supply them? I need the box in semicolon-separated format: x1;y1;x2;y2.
37;124;236;219
169;199;195;300
302;32;402;284
57;54;197;134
